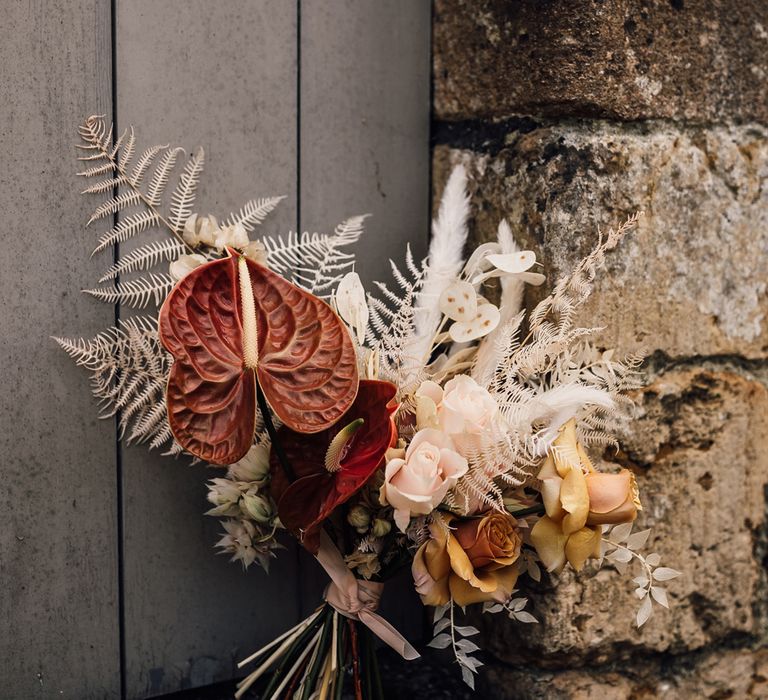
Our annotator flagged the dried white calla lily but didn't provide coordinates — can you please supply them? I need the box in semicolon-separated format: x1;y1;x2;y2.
334;271;369;343
438;280;477;322
169;253;207;281
448;302;501;342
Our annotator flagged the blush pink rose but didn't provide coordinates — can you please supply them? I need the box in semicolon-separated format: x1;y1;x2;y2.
439;374;499;436
380;428;468;532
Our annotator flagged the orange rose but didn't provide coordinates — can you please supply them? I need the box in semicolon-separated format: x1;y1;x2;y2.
412;512;522;606
530;419;642;573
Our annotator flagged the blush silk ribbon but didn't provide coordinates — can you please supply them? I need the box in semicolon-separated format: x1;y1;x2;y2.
315;530;420;661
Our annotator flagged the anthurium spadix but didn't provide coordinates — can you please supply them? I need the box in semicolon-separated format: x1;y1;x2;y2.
159;248;359;465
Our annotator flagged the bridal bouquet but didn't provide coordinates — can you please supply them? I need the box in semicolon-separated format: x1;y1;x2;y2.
59;116;679;698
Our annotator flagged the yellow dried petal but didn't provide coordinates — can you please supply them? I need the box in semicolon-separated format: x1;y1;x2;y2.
530;516;568;573
565;526;602;571
560;466;589;535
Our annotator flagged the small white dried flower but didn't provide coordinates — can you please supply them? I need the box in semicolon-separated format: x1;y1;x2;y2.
240;490;273;523
371;518;391;538
169;253;207;281
183;213;219;247
206;478;242;517
216;518;260;570
242;239;268;265
347;504;371;530
227;444;270;483
214;222;249;250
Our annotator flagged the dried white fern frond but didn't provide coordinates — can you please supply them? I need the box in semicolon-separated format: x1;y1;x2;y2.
146;148;183;206
87;191;142;225
77;116;192;260
452;429;533;513
83;273;175;309
367;247;427;395
53;316;173;448
224;196;285;232
99;239;187;282
527;212;642;338
168;147;204;234
295;215;367;296
262;215;366;297
92;210;161;254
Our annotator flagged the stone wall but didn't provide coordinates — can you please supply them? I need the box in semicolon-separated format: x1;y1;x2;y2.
432;1;768;697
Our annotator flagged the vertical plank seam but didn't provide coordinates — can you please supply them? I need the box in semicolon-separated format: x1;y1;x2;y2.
428;0;436;231
110;0;128;696
295;0;305;622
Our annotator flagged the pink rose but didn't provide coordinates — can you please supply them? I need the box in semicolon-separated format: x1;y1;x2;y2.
380;429;468;532
439;374;499;436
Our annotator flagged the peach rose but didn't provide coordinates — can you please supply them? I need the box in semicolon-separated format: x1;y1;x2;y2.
412;513;522;606
380;429;468;532
530;419;641;572
585;470;641;525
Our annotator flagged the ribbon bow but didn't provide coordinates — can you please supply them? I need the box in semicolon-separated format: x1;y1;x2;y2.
315;530;420;661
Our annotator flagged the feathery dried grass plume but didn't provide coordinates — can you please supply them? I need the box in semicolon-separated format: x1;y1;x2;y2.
405;165;470;381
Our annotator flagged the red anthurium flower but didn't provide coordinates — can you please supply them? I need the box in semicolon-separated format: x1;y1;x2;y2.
159;249;359;465
271;380;398;553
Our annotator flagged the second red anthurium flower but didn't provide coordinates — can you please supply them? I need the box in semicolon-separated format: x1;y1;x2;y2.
270;380;398;553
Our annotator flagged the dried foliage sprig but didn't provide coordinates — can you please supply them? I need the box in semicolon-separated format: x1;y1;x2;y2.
54;316;174;449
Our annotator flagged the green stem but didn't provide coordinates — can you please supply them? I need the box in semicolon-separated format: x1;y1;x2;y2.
506;504;545;518
261;605;330;698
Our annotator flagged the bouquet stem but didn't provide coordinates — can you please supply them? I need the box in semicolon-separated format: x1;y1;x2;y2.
236;603;385;699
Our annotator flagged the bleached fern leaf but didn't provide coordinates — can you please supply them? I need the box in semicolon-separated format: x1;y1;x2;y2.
53;316;173;448
295;215;368;296
77;116;194;270
99;239;187;282
366;246;427;394
117;126;136;169
81;176;128;195
92;211;161;254
83;273;175;309
224;196;284;232
262;215;366;297
146;147;182;206
130;144;167;185
168;147;204;233
87;191;142;225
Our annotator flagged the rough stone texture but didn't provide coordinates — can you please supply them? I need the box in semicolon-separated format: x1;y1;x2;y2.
433;0;768;124
431;2;768;696
433;122;768;358
479;648;768;699
479;369;768;667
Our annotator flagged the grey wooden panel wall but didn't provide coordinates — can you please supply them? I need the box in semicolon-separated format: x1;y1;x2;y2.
115;3;301;697
0;1;121;698
1;1;430;698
